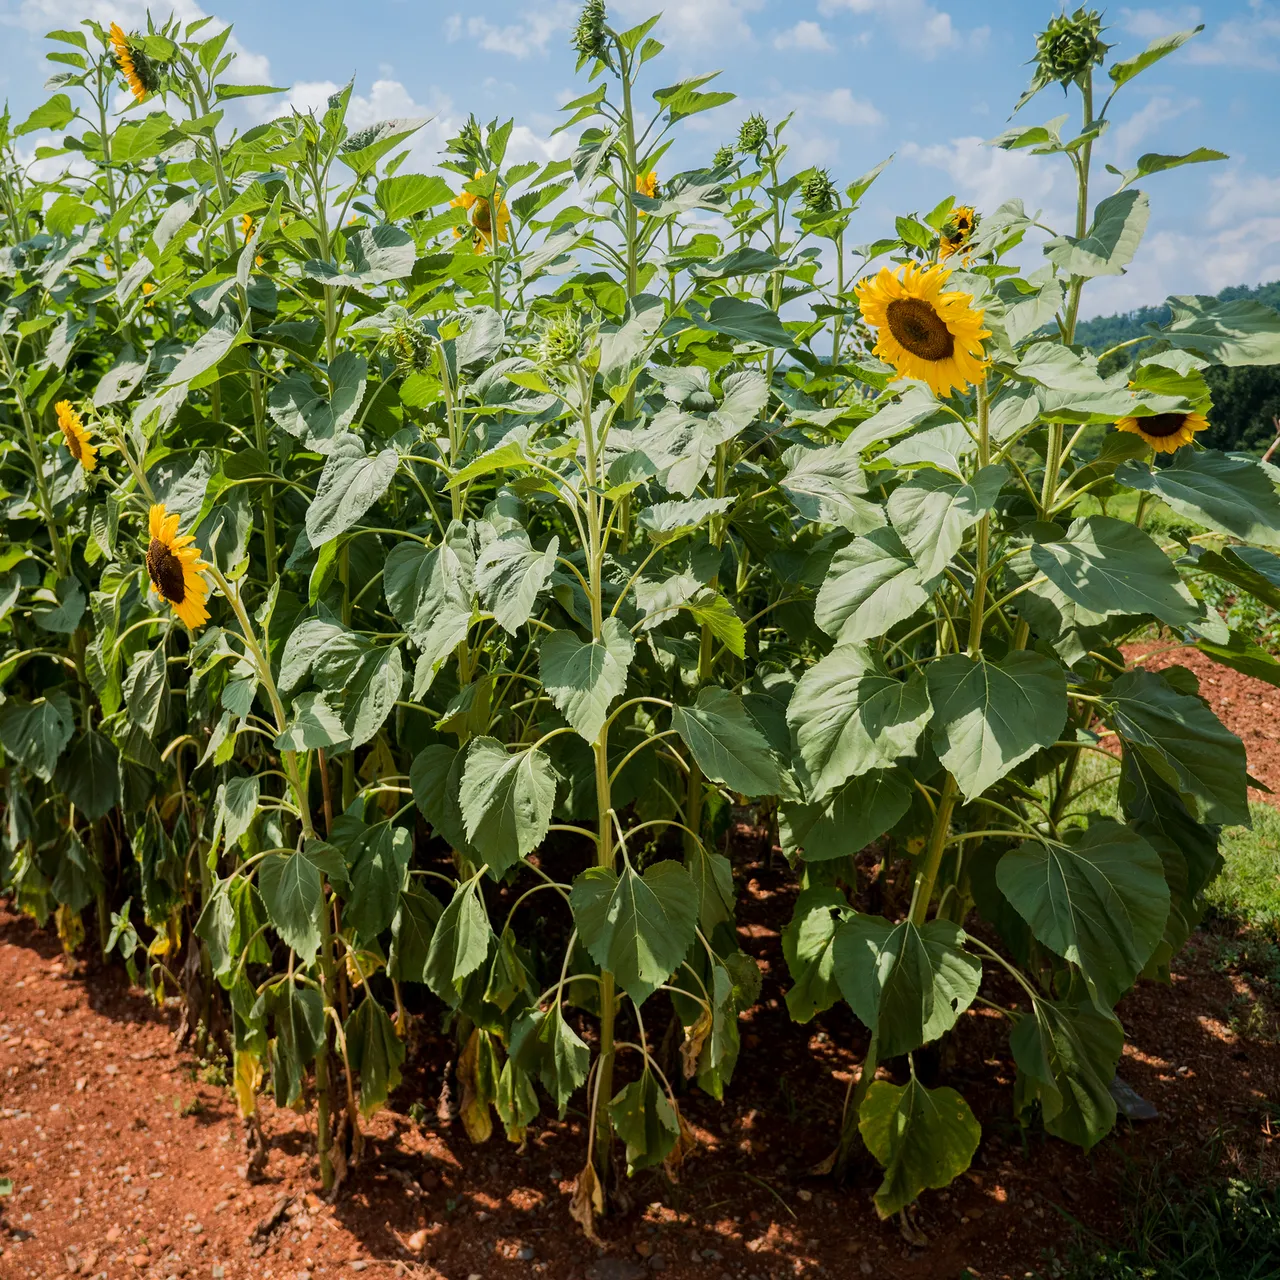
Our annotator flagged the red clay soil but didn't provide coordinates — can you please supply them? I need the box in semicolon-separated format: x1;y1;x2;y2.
1;644;1277;1280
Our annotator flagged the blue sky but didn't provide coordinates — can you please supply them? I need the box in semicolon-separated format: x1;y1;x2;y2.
1;0;1278;318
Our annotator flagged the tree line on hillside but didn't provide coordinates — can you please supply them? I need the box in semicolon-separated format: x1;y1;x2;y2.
1079;281;1280;454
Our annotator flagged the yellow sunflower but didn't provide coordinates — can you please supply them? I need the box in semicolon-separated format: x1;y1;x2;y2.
1115;409;1209;455
940;205;977;262
240;214;254;242
854;262;990;398
109;22;149;103
146;503;210;630
55;400;97;473
451;169;511;254
636;170;660;218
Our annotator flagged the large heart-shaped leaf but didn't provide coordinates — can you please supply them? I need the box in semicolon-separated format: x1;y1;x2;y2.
815;527;937;644
459;738;557;875
539;618;634;742
779;768;913;862
926;651;1067;800
996;820;1169;1008
476;530;557;634
672;686;780;797
306;433;398;547
887;464;1007;579
570;859;698;1004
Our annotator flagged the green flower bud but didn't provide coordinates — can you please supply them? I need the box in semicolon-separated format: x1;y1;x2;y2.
801;169;837;215
537;312;585;369
1034;8;1106;85
713;145;735;170
385;316;434;376
572;0;608;63
737;113;768;154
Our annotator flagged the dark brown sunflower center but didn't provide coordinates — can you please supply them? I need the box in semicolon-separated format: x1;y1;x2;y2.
147;538;186;604
63;426;83;461
1139;412;1187;438
886;297;955;362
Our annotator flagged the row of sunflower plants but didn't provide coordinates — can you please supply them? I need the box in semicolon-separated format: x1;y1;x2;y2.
4;1;1280;1229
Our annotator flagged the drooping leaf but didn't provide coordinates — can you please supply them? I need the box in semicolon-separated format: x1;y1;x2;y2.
306;433;399;547
996;820;1169;1009
859;1078;981;1218
345;996;405;1116
476;530;557;634
424;877;492;1004
815;527;937;644
459;738;557;876
672;687;780;797
779;768;913;862
781;887;845;1023
258;849;323;961
607;1069;680;1174
1044;189;1149;278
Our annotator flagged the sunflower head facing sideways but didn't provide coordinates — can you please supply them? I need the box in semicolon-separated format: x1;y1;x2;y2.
55;400;97;473
1115;409;1210;455
452;170;511;254
146;504;210;630
939;205;979;262
108;23;162;103
854;262;991;398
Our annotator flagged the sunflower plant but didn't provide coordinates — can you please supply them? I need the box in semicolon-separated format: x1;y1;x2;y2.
2;0;1280;1237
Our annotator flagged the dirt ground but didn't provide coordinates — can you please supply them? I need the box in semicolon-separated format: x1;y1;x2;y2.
1;641;1277;1280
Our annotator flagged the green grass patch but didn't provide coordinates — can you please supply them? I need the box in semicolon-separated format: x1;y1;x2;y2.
1206;803;1280;934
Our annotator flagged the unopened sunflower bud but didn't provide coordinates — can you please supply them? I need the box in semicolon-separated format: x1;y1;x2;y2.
537;313;585;369
737;113;768;154
801;169;837;215
386;317;434;376
1034;8;1106;85
572;0;608;63
713;145;735;169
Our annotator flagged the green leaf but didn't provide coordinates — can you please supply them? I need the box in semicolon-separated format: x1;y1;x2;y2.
32;576;85;634
258;849;323;960
385;521;475;692
345;996;405;1117
1115;450;1280;548
1029;516;1199;625
672;687;780;798
306;434;399;547
781;887;845;1023
788;645;931;799
686;296;792;348
684;591;745;659
1189;544;1280;612
1157;294;1280;366
1196;629;1280;690
926;651;1068;800
16;93;75;137
124;645;169;737
215;83;289;100
476;531;557;634
301;224;416;287
859;1078;981;1218
425;877;492;1004
344;822;412;941
1009;997;1122;1151
1109;25;1204;88
781;444;886;534
887;464;1008;578
1108;668;1248;825
265;982;326;1107
815;527;937;644
219;775;260;851
51;832;103;914
459;738;556;876
510;1005;589;1116
539;618;634;742
780;769;913;863
1110;148;1226;190
410;744;473;854
997;820;1169;1008
636;496;731;544
388;888;444;983
570;860;699;1004
834;917;981;1056
0;690;74;781
607;1070;680;1174
267;352;366;453
55;731;119;821
375;173;456;221
1044;189;1149;278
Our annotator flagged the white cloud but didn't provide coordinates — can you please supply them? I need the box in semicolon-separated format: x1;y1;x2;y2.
444;4;575;60
809;87;882;127
1107;94;1198;160
1119;3;1280;70
817;0;977;58
611;0;764;48
773;20;835;52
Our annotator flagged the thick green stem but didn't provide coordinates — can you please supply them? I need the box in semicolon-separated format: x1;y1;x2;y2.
909;775;959;927
967;381;991;654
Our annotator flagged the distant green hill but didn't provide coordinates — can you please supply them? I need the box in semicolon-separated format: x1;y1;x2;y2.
1076;280;1280;454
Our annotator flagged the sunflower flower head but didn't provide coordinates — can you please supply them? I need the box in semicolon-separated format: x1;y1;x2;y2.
1115;409;1209;455
801;169;838;215
572;0;609;64
1033;8;1107;87
451;169;511;254
109;23;162;103
737;113;769;154
713;145;735;170
854;262;991;398
55;400;97;473
146;503;210;630
939;205;979;262
240;214;254;243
